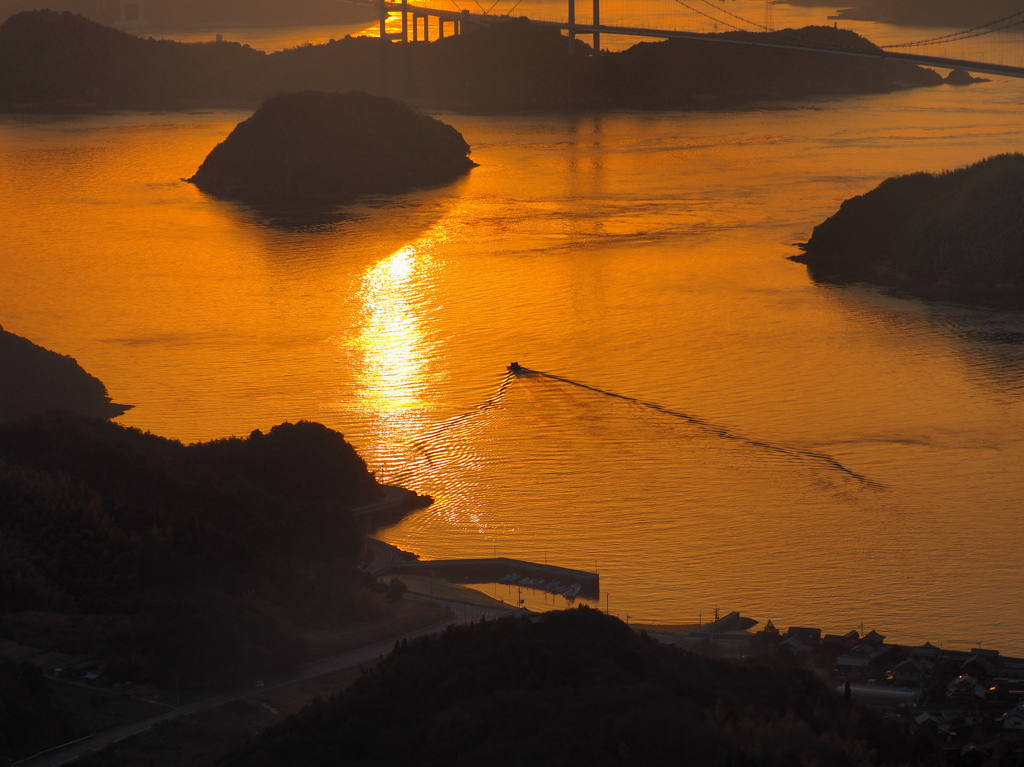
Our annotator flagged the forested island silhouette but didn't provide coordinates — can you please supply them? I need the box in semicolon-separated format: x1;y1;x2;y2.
188;91;476;204
793;154;1024;310
0;11;951;114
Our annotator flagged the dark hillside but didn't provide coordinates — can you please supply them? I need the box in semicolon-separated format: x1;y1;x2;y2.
794;153;1024;309
0;658;74;762
587;25;937;109
0;11;949;114
0;325;128;423
0;10;266;109
0;0;378;28
0;416;385;685
218;608;921;767
188;90;476;203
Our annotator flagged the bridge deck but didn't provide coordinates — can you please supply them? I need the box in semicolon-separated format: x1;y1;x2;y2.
372;1;1024;79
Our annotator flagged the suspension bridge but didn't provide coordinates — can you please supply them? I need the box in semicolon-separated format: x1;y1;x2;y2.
364;0;1024;79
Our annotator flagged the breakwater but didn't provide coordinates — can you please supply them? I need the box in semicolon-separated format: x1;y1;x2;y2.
383;556;600;601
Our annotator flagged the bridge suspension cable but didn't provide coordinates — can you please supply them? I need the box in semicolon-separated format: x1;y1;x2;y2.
882;10;1024;49
668;0;748;33
696;0;770;32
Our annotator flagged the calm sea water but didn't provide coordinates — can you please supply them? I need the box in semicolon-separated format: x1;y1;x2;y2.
2;23;1023;651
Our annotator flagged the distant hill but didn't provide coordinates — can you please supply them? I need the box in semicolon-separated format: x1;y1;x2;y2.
793;154;1024;309
0;325;128;423
0;10;268;109
0;11;947;114
188;91;476;203
788;0;1023;28
216;607;926;767
0;0;378;29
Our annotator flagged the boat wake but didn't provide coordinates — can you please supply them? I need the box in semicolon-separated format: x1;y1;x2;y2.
401;364;881;497
512;365;882;490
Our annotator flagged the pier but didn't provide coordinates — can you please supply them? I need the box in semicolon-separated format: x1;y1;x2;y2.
367;540;600;600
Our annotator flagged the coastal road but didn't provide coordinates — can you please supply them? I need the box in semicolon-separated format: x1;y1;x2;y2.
365;536;400;575
15;618;454;767
405;590;518;624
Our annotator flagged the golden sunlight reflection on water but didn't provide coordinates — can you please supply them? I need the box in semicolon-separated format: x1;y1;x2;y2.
2;79;1024;651
357;246;430;413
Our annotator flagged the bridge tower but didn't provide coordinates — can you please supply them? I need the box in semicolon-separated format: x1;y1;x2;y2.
763;0;774;32
567;0;576;53
114;0;149;29
378;0;388;40
566;0;600;55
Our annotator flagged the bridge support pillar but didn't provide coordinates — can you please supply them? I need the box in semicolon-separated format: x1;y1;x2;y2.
592;0;600;52
377;0;388;40
567;0;576;54
438;17;445;39
401;0;409;43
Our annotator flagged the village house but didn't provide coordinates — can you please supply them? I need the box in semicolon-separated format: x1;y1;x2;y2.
998;704;1024;730
892;658;929;688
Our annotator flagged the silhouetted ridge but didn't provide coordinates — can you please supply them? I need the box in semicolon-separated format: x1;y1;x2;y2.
0;324;129;422
217;607;924;767
0;0;378;28
0;11;947;114
0;10;268;109
188;90;476;203
0;415;388;686
794;153;1024;309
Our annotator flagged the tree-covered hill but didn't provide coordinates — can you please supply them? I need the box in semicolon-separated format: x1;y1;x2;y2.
0;10;947;114
0;325;128;423
217;607;922;767
0;415;386;686
0;9;267;109
188;91;476;203
793;153;1024;309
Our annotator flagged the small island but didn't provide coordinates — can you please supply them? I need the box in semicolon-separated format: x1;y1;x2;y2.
187;90;477;204
0;324;129;423
792;153;1024;309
